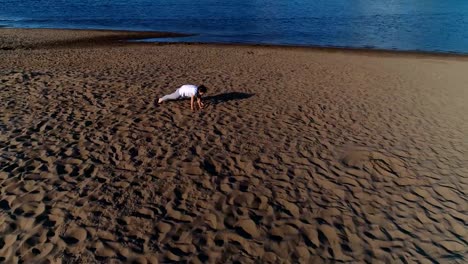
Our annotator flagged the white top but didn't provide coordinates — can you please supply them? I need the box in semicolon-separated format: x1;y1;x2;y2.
178;84;198;98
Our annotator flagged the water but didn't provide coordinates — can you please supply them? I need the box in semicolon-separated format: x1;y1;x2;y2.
1;0;468;54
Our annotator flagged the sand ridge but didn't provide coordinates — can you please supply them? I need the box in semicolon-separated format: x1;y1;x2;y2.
0;28;189;51
0;29;467;263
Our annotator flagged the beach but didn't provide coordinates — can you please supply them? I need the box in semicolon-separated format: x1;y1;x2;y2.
0;28;467;263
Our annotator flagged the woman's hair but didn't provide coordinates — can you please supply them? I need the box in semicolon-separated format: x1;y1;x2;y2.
198;85;207;93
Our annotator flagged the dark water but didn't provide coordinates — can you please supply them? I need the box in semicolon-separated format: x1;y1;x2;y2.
1;0;468;54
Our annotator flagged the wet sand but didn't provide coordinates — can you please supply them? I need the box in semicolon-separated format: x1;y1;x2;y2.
0;28;467;263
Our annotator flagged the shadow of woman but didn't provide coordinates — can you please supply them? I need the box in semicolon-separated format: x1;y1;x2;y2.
203;92;255;105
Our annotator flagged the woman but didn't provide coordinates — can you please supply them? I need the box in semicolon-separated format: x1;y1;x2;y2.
158;84;208;111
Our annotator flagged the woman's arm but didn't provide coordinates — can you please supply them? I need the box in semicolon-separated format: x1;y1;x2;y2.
191;96;195;111
197;97;204;109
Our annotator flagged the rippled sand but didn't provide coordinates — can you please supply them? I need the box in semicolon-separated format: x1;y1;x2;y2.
0;29;467;263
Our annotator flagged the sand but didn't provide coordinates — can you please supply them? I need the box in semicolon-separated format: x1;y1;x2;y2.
0;28;467;263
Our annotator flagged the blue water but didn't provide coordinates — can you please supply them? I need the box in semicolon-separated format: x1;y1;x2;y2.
1;0;468;53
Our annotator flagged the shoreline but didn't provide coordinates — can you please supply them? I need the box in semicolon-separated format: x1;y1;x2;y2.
1;27;468;59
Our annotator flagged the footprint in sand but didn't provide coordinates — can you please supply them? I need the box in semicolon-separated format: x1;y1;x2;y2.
62;227;87;246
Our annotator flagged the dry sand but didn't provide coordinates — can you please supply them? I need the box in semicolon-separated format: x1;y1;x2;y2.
0;28;467;263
